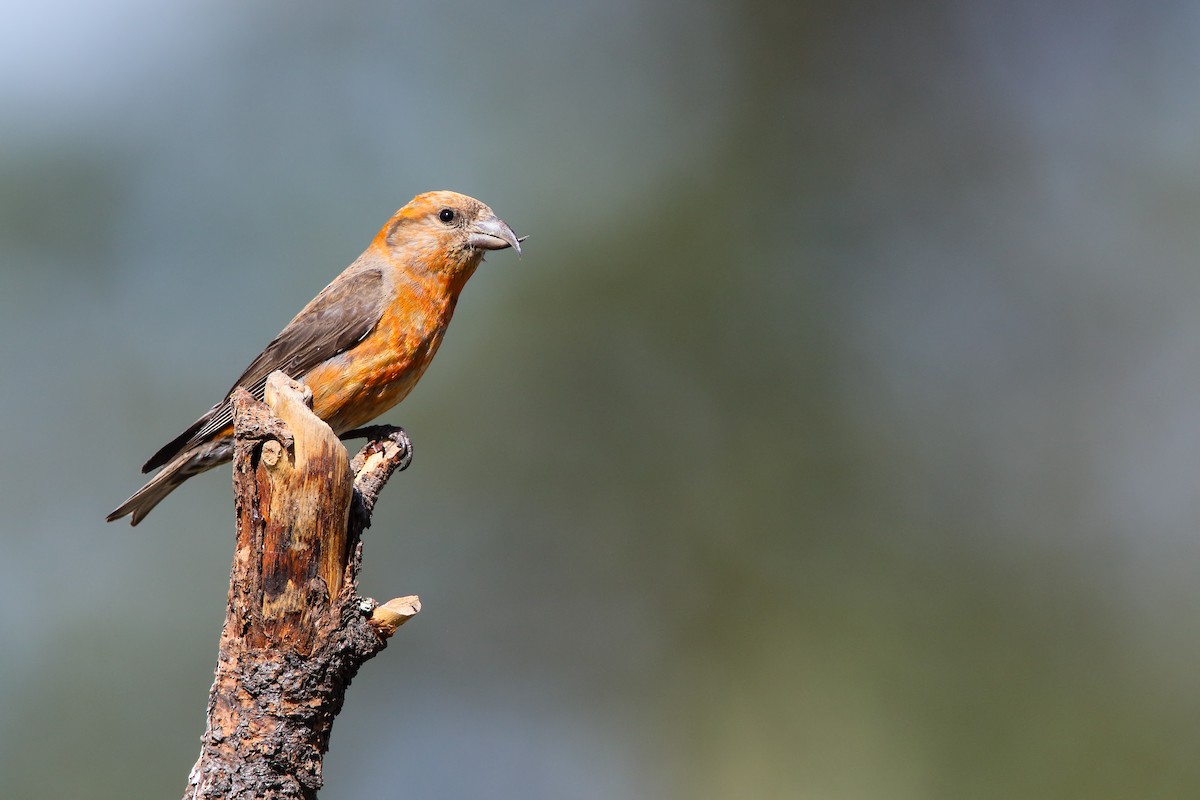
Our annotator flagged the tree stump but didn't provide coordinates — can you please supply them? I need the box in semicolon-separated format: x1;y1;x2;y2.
183;371;419;800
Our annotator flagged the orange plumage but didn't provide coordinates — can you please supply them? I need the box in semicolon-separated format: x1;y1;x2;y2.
108;190;522;525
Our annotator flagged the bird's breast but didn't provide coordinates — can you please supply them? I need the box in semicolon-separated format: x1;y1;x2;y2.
301;283;457;433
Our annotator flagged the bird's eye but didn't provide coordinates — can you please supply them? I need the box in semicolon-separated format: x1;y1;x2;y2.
438;208;455;223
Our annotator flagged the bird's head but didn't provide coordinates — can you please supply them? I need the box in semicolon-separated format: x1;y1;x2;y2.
381;190;523;280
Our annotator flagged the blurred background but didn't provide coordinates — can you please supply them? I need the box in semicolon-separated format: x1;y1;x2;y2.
3;0;1200;797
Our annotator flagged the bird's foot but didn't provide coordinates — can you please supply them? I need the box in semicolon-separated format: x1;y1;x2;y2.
343;425;413;473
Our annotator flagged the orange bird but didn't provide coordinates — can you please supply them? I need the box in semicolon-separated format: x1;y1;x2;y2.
108;190;522;525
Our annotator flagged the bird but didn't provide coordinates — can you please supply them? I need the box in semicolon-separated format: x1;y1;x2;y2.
108;190;522;525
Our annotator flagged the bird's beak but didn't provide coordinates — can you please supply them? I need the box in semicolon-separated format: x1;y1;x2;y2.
469;214;524;256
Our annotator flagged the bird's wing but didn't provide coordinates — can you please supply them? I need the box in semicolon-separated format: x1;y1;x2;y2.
142;268;388;472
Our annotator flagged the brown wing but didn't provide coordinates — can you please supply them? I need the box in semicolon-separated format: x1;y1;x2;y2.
142;268;387;472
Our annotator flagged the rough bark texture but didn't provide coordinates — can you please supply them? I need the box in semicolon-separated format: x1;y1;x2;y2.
183;372;419;800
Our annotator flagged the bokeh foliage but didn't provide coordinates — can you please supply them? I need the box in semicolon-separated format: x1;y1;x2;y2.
3;1;1199;797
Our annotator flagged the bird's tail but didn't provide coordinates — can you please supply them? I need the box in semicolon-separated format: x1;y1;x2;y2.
107;440;235;526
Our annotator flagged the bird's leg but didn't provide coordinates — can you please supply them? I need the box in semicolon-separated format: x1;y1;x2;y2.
343;425;413;474
344;426;414;530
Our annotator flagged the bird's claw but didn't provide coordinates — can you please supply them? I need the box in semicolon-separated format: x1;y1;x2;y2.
344;425;413;473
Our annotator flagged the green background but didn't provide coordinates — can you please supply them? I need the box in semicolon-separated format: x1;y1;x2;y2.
3;1;1199;797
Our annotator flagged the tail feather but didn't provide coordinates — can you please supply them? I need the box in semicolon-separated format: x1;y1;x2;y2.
108;440;234;525
142;404;220;473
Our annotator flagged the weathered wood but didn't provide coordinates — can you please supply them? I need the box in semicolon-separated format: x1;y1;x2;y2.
184;371;419;800
257;376;353;652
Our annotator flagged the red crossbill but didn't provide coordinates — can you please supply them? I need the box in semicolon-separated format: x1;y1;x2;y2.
108;190;522;525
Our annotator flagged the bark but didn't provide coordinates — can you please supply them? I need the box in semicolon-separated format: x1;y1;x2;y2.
183;372;419;800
